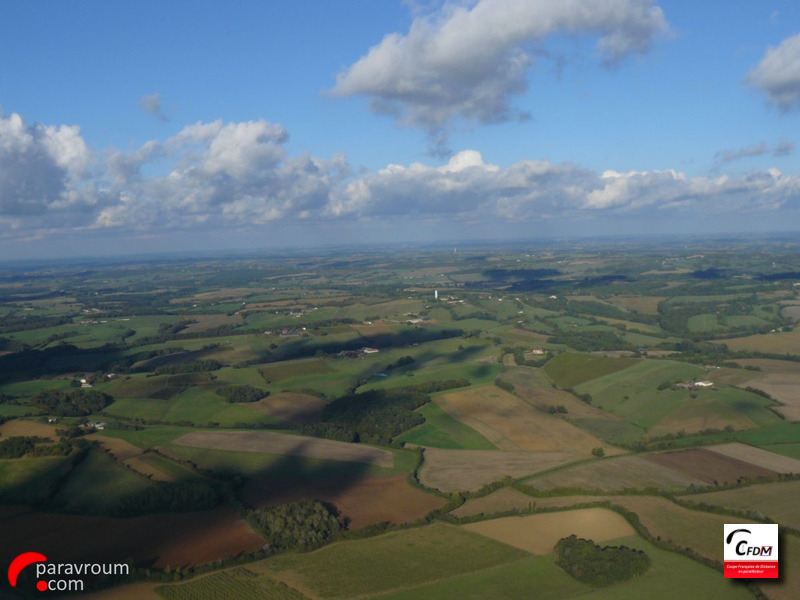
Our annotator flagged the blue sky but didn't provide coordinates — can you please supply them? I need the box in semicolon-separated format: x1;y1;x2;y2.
1;0;800;258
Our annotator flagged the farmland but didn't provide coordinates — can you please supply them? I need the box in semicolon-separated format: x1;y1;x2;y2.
1;240;799;599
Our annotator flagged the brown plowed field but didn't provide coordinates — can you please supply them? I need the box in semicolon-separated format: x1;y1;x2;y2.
706;442;800;473
462;508;634;555
643;448;777;484
175;431;394;468
244;474;444;529
0;506;263;569
419;448;577;492
250;392;327;424
435;385;616;454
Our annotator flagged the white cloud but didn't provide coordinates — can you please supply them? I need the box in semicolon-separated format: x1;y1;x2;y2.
0;112;91;217
1;112;799;243
748;33;800;110
332;0;668;138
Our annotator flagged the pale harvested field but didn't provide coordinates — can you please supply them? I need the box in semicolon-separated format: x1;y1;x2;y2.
782;303;800;322
175;431;394;468
527;455;702;492
250;392;327;424
435;385;616;455
723;359;800;420
180;313;244;334
503;365;630;421
0;419;58;440
745;372;800;421
707;442;800;474
88;434;145;461
420;448;577;492
714;328;800;355
691;480;800;530
748;374;800;421
648;400;759;437
462;508;634;554
734;358;800;373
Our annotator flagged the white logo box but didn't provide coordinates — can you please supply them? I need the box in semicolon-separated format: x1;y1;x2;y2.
723;523;779;579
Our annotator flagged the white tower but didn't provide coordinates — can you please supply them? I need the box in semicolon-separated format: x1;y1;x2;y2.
434;290;439;300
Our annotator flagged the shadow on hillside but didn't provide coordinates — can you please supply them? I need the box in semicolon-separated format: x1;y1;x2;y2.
0;433;390;575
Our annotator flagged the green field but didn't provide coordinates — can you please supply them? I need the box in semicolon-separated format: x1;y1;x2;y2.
687;314;720;332
398;402;497;450
0;456;73;504
543;353;641;388
372;535;750;600
50;449;153;513
258;524;528;599
105;386;276;427
157;568;309;600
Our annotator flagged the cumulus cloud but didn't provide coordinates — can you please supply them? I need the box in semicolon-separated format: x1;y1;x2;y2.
330;150;800;223
139;92;169;122
748;34;800;110
0;112;91;217
96;119;349;230
2;112;799;243
332;0;668;142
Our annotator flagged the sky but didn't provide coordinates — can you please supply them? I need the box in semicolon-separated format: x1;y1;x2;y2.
1;0;800;259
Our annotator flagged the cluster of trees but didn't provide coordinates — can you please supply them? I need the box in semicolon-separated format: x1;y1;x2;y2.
303;388;430;444
554;535;650;585
301;381;467;445
0;436;73;459
249;500;345;552
154;359;222;375
30;389;113;416
217;385;268;403
115;481;220;516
